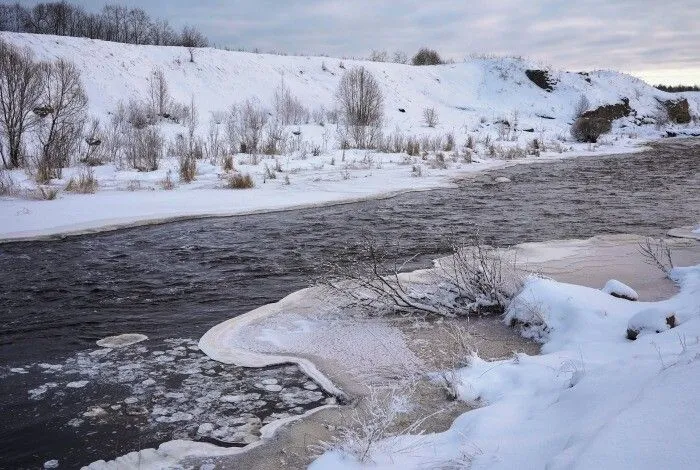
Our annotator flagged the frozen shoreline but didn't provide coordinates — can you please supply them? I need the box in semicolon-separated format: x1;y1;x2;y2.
0;143;649;243
86;232;700;469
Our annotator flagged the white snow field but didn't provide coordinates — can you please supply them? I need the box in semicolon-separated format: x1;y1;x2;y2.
311;263;700;470
1;32;699;240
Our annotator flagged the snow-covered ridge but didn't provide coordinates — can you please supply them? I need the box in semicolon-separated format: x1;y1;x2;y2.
2;32;698;130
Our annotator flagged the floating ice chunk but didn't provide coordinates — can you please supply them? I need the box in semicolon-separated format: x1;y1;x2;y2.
602;279;639;301
10;367;28;374
494;176;512;183
83;406;107;418
261;378;278;385
66;380;89;388
264;384;283;392
43;460;59;468
197;423;214;434
67;418;84;427
96;333;148;348
29;382;58;399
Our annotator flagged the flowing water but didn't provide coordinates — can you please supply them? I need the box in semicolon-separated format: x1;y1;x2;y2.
1;139;699;469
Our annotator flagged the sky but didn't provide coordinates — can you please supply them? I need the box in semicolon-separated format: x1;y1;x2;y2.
14;0;700;85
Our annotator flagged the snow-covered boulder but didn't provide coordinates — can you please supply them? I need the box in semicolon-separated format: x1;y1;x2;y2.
626;308;676;340
601;279;638;301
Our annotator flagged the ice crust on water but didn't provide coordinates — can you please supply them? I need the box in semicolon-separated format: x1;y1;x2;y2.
10;337;333;450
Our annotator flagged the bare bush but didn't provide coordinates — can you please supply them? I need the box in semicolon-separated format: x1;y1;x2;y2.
336;67;384;148
315;383;432;465
127;99;153;129
320;237;453;318
571;117;609;143
225;172;254;189
273;81;309;125
178;152;196;182
423;107;439;128
437;240;520;316
412;48;443;66
638;238;674;277
0;39;43;169
239;99;268;153
0;168;18;196
573;95;590;118
126;126;162;171
65;167;98;193
159;170;175;190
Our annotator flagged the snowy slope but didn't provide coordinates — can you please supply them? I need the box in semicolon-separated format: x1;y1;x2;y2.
0;32;698;240
2;32;697;134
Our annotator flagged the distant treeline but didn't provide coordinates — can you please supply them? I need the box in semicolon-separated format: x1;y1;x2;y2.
655;84;700;93
0;1;209;47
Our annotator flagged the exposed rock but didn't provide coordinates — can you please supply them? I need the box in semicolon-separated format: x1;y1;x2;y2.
525;69;557;92
663;98;691;124
626;309;676;340
580;98;632;122
601;279;638;301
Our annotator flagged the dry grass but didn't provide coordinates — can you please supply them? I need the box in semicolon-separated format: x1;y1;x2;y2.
160;170;175;190
225;172;255;189
65;168;98;194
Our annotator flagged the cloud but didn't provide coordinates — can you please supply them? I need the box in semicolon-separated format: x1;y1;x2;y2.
14;0;700;83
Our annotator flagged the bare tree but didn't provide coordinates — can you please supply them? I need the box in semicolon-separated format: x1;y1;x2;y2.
0;40;43;169
35;59;88;179
423;107;439;127
336;67;384;148
149;67;170;117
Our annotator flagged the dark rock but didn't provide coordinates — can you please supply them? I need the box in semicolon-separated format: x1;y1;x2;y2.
536;114;556;120
523;128;535;132
525;69;557;92
580;99;632;122
666;131;678;138
663;98;691;124
398;108;406;113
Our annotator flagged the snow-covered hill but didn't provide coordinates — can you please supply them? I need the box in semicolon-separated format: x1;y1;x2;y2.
0;32;698;240
3;32;698;136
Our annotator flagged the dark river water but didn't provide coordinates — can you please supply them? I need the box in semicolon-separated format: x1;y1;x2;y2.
1;139;699;469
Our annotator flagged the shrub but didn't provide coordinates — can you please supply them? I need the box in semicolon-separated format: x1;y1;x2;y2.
35;185;59;200
179;152;196;182
0;169;17;196
423;107;439;127
160;170;175;190
126;127;163;171
570;117;610;143
65;168;98;193
336;67;384;148
222;155;234;172
225;172;254;189
411;48;443;66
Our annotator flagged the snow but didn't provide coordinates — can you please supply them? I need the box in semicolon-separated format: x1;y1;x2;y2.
96;333;149;348
311;263;700;470
601;279;639;300
1;32;698;241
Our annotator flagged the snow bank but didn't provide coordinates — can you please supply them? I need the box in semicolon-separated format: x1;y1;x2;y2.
601;279;639;301
312;264;700;469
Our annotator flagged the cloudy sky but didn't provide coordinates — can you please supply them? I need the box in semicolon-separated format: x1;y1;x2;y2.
17;0;700;84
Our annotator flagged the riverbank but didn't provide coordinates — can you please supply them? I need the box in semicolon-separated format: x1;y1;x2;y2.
0;140;651;243
88;233;700;469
